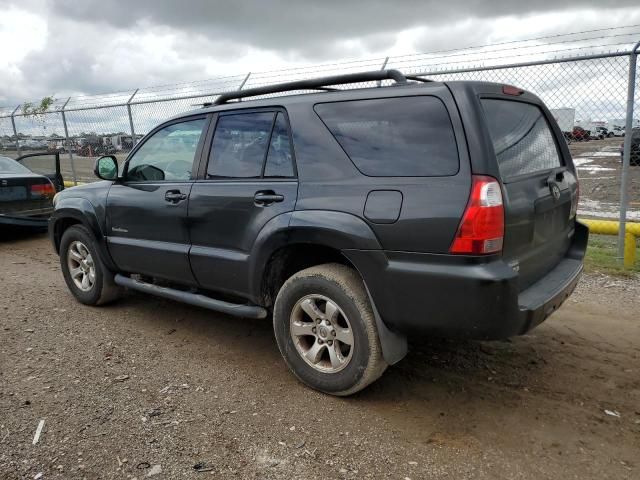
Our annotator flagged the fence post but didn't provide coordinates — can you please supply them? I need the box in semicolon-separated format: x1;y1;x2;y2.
616;40;640;263
237;72;251;102
127;89;139;148
10;105;20;155
61;97;78;186
377;57;389;87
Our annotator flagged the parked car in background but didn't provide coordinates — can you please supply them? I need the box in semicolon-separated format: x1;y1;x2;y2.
594;126;613;139
20;139;48;150
611;125;626;137
77;136;117;157
571;126;591;141
48;71;586;395
620;128;640;166
0;154;64;227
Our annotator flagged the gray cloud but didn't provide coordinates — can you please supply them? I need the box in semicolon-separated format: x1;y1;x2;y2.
1;0;640;106
50;0;639;58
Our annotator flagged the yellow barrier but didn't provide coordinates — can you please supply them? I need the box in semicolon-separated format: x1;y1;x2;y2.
63;180;85;188
580;219;640;268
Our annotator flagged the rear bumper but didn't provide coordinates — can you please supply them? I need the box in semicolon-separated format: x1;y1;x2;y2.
517;257;582;332
344;221;588;340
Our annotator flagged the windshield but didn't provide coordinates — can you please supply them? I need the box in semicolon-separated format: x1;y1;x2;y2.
0;156;32;175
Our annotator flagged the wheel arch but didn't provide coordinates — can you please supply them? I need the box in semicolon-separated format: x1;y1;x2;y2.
50;198;116;271
248;210;382;305
251;210;408;365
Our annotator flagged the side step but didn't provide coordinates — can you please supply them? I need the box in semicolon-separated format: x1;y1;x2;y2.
114;274;268;319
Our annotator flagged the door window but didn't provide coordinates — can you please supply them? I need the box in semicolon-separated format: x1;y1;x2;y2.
126;118;206;182
207;111;295;179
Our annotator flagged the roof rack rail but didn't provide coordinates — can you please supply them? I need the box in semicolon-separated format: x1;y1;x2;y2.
206;69;408;106
405;75;433;83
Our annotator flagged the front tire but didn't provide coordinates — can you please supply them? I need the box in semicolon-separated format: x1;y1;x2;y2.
273;263;387;396
59;225;121;305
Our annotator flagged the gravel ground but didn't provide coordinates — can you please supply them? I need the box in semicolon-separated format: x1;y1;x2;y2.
1;231;639;480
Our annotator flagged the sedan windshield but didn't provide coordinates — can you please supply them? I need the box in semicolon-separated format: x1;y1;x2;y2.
0;156;32;174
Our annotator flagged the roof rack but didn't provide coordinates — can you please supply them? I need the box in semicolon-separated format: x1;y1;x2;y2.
206;69;410;106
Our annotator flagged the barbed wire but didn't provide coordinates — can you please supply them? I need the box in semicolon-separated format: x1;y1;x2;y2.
1;25;639;112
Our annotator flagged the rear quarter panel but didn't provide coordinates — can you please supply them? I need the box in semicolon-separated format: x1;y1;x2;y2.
288;84;471;253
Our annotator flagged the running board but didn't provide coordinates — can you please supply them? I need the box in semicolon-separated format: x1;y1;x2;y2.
114;274;267;319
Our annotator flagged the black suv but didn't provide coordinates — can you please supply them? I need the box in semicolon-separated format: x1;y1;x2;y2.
49;70;587;395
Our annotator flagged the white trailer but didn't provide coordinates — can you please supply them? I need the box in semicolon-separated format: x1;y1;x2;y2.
550;108;575;133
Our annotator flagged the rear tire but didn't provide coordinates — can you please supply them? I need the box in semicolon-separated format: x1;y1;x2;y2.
273;263;387;396
60;225;122;305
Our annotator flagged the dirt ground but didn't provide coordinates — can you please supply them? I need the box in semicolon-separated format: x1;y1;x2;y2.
1;231;639;480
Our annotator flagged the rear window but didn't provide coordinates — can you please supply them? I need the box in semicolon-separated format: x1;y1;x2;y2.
481;99;562;180
314;96;459;177
0;156;31;174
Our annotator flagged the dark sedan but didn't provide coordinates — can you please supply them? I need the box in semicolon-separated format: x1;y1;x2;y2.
0;156;58;227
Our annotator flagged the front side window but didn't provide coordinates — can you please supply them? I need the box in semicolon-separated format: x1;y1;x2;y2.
126;118;206;182
314;96;459;177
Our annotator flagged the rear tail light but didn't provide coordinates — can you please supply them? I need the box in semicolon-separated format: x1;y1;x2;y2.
450;175;504;255
30;182;56;197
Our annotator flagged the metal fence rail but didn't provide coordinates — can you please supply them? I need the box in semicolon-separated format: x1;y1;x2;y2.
1;38;639;262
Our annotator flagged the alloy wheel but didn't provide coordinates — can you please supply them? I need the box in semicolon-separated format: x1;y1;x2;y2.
290;294;354;373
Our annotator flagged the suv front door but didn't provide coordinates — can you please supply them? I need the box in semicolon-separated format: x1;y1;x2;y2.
188;109;298;297
106;116;209;284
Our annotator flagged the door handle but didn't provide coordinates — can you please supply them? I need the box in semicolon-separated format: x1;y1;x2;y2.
254;191;284;206
165;190;187;203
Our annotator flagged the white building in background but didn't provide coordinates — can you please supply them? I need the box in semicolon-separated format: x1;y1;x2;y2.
608;118;640;129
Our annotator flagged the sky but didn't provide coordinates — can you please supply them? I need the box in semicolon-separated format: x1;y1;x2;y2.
1;0;640;107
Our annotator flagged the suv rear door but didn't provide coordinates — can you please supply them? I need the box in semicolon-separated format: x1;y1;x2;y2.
188;108;298;297
479;95;578;289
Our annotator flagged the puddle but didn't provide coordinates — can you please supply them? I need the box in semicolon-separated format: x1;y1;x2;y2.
582;166;616;173
573;158;593;166
579;151;621;157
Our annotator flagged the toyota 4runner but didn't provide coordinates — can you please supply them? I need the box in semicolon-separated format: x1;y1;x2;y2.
49;70;587;395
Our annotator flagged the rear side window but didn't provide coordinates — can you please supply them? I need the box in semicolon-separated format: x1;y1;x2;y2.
314;96;459;177
481;99;562;180
264;113;295;178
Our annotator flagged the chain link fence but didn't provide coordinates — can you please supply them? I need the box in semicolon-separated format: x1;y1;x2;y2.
1;43;639;225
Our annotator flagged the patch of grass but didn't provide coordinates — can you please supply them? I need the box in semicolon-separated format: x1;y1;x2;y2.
584;234;640;276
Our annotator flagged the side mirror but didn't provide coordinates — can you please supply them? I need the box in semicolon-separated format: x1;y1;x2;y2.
94;155;118;181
